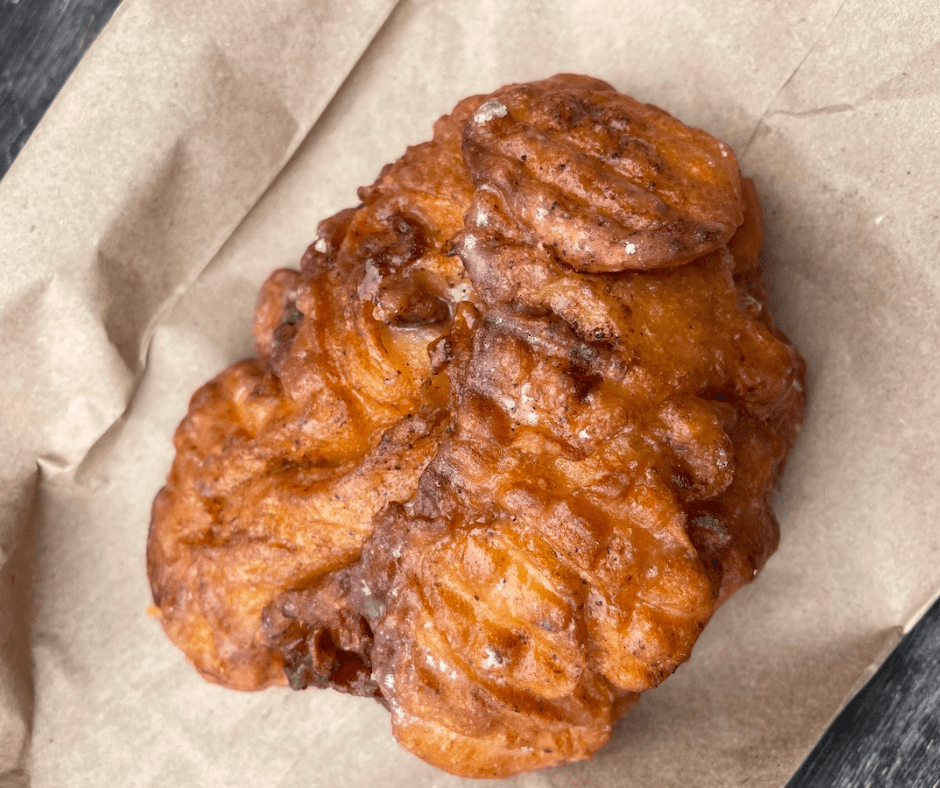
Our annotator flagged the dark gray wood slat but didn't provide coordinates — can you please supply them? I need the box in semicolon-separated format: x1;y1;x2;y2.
786;595;940;788
0;0;122;179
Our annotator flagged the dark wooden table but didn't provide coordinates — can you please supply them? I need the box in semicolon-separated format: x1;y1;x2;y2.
0;0;121;177
786;597;940;787
2;2;939;786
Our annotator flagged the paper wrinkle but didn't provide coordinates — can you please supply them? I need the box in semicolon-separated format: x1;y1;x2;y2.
741;0;851;160
10;271;134;472
92;138;189;375
71;0;405;485
72;362;149;488
75;0;401;470
0;468;39;788
71;82;296;476
904;586;940;636
864;41;940;102
766;103;856;119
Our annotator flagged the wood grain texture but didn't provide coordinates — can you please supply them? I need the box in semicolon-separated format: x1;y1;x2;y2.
0;0;122;179
786;595;940;788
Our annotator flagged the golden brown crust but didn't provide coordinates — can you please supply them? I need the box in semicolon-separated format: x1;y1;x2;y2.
460;74;743;277
147;98;475;690
148;74;805;776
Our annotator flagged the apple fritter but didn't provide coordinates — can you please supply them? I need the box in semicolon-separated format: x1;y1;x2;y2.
149;74;805;777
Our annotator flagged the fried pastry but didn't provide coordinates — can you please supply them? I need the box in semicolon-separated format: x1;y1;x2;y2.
148;74;805;776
